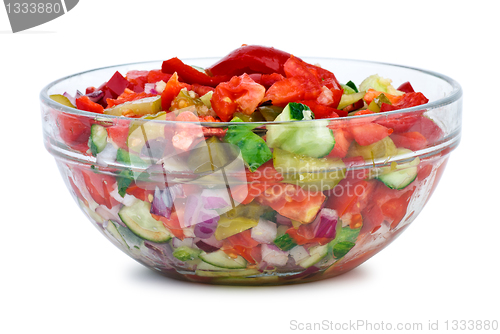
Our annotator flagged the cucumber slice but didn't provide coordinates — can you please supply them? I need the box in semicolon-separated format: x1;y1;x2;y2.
195;262;259;277
376;158;420;190
118;200;172;243
267;103;335;158
297;244;329;268
88;124;108;156
199;250;247;269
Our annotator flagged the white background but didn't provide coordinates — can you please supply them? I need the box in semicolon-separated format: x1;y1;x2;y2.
1;1;499;333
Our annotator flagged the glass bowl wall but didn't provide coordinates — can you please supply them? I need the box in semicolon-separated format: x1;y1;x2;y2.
41;58;462;285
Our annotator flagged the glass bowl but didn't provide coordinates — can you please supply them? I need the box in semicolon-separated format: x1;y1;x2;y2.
40;57;462;285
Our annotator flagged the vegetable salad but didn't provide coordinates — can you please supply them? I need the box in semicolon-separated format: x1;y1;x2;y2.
48;45;447;284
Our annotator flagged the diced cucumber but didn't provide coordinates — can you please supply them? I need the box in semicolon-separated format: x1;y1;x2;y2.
273;233;297;251
328;225;362;259
198;250;247;269
173;246;202;261
88;124;108;156
118;200;172;243
104;95;162;117
297;244;329;268
267;103;335;158
195;262;259;277
375;152;420;190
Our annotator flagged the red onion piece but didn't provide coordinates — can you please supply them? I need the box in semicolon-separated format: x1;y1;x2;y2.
193;210;219;239
201;188;231;210
195;240;220;253
62;92;76;106
86;89;104;103
302;208;338;239
150;186;173;218
144;83;158;95
261;244;289;267
276;213;292;226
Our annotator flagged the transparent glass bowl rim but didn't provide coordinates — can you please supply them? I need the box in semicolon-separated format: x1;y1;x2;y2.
40;56;463;126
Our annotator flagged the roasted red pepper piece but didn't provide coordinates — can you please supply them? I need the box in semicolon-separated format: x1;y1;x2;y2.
207;45;292;77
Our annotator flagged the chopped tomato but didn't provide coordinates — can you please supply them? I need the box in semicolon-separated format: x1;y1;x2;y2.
256;184;325;223
223;229;260;248
172;111;205;152
232;183;275;205
381;188;414;230
342;156;371;181
363;89;402;105
380;92;428;112
56;112;91;152
126;70;149;92
80;168;118;209
406;115;444;145
286;227;332;246
325;179;376;216
397;81;415;93
207;45;292;77
264;56;323;106
349;123;393;146
245;160;284;183
342;99;365;114
106;118;130;150
147;69;172;84
161;72;190;111
390;131;428;151
297;100;341;119
191;83;215;97
304;62;342;91
125;183;154;202
152;212;184;240
417;162;433;180
106;90;156;108
75;96;104;114
352;109;375;116
375;111;423;133
327;127;352;158
211;73;266;121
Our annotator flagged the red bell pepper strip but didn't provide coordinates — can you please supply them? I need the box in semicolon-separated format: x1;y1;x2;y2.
161;57;230;87
207;45;292;77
